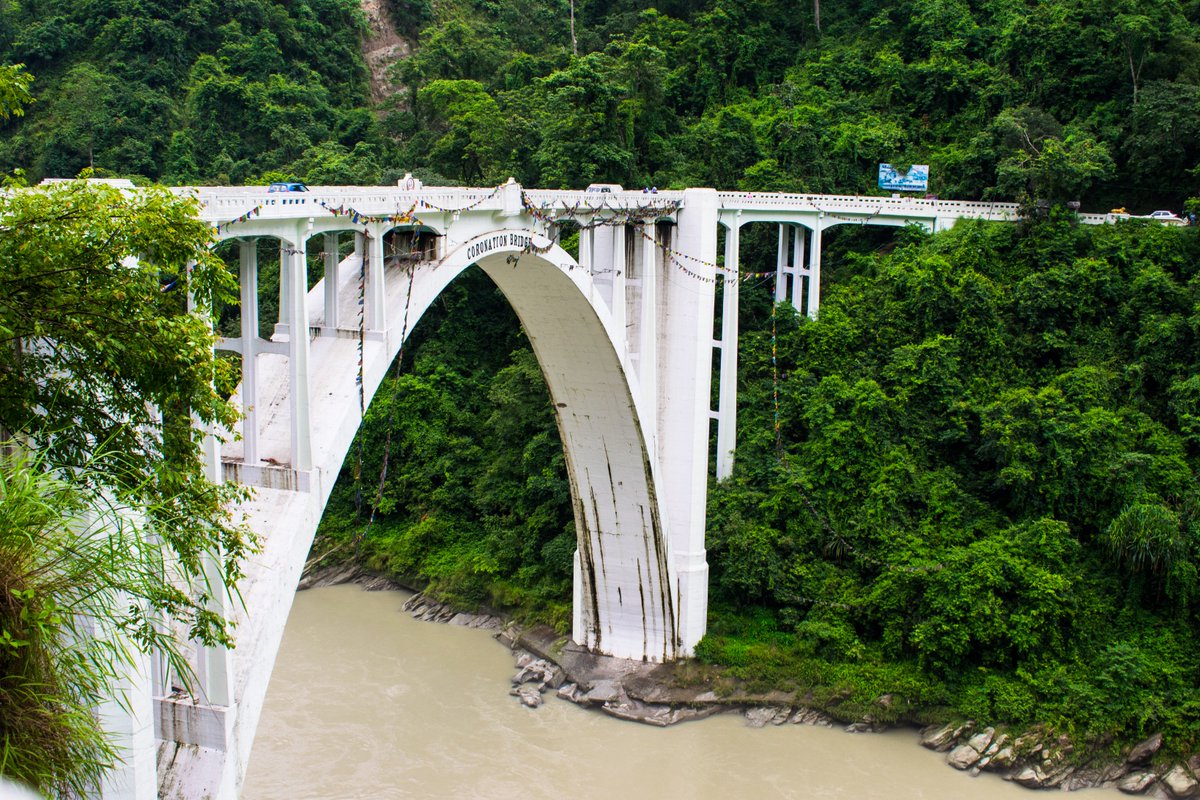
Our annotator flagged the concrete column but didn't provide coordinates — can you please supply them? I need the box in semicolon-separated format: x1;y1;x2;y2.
715;221;740;481
196;551;233;708
286;227;312;471
182;262;235;769
610;224;627;346
807;217;823;318
323;232;339;331
238;240;259;464
97;630;155;800
639;223;658;456
658;189;717;655
775;224;789;303
791;224;805;311
276;241;290;337
366;225;386;331
579;224;593;273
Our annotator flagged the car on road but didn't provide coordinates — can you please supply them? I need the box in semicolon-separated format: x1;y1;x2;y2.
1146;210;1184;225
268;181;308;193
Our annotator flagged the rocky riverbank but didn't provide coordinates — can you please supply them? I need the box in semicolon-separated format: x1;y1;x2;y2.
299;566;1200;798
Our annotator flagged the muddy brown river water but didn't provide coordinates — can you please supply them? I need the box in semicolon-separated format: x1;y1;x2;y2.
242;583;1122;799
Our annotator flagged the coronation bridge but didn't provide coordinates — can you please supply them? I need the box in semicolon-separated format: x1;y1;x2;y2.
114;179;1099;799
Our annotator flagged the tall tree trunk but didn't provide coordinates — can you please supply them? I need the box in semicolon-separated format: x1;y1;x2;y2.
814;0;821;33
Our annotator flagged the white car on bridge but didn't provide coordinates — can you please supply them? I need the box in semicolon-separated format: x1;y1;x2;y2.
1146;210;1185;225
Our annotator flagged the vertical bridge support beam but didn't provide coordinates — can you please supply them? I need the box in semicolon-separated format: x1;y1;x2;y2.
323;232;339;331
286;225;312;471
238;239;259;465
365;223;387;331
658;188;718;654
807;216;823;318
638;222;658;456
715;220;740;481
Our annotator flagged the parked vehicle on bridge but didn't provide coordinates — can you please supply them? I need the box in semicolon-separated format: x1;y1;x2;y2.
1146;210;1184;224
586;183;622;193
267;181;308;193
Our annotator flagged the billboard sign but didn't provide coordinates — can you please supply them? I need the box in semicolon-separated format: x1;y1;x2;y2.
878;164;929;192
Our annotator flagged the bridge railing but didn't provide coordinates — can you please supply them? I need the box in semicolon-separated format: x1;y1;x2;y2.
521;188;686;213
177;186;508;224
717;190;1023;221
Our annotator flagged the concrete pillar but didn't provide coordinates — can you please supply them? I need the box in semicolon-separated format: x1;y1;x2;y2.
365;225;386;331
807;217;823;318
775;223;788;303
579;225;593;273
323;232;339;331
238;240;259;464
791;224;805;310
276;242;290;337
715;221;740;481
196;551;233;708
96;631;155;800
610;224;626;345
181;262;236;769
286;226;313;471
658;188;717;654
638;223;658;457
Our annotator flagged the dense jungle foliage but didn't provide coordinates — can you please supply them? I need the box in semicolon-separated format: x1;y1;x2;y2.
1;0;1199;764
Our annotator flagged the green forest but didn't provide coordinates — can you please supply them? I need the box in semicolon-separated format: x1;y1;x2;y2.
1;0;1199;784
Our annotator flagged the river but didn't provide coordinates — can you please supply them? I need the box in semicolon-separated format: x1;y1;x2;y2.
242;584;1121;799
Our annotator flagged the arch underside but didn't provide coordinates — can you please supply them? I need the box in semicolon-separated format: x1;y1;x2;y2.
474;251;678;661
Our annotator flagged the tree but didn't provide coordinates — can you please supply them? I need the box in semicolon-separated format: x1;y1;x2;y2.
992;107;1114;205
0;174;253;792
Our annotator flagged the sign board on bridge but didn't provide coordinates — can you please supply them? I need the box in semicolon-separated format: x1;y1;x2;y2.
878;164;929;192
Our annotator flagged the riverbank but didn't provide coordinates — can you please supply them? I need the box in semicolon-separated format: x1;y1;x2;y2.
298;565;1197;798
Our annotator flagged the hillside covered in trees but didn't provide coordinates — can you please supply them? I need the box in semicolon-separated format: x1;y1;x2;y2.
1;0;1198;774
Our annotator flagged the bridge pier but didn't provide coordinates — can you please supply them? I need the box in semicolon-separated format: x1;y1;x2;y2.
656;188;718;652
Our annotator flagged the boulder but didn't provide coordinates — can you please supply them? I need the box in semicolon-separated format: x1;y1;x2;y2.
1162;766;1199;798
948;745;982;770
983;734;1009;758
745;707;788;728
920;722;958;751
967;728;996;754
1128;734;1164;767
988;747;1016;768
1012;766;1048;788
1118;771;1157;794
583;680;620;704
791;708;833;727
